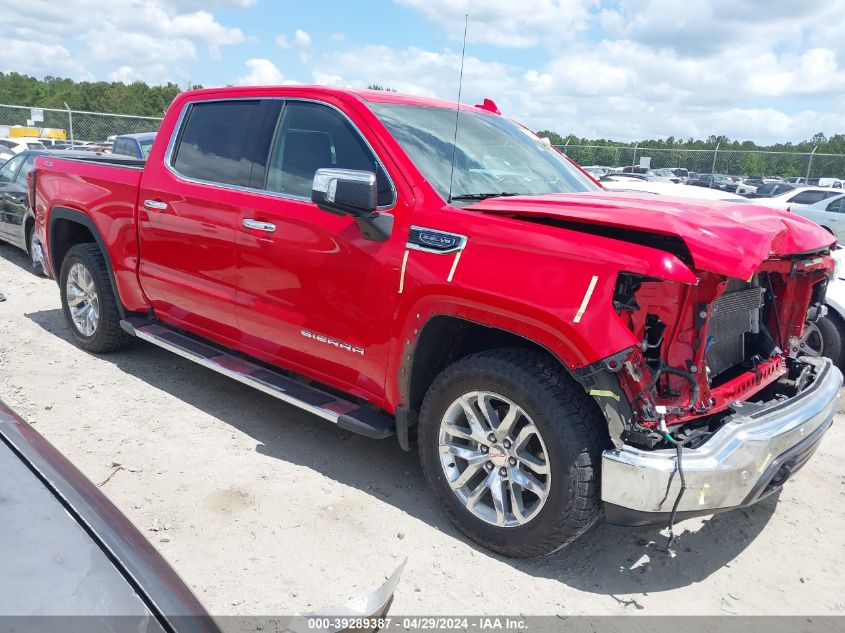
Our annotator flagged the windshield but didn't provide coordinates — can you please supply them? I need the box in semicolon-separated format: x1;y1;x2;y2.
369;103;598;202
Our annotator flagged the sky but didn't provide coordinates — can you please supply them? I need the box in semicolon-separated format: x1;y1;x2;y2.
1;0;843;144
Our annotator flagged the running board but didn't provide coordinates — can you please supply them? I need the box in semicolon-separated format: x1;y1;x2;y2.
120;319;395;440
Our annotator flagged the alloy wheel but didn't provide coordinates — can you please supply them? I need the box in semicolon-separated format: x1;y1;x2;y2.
438;391;551;527
66;262;100;337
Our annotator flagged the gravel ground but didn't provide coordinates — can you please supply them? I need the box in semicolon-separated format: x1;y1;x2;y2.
1;242;844;617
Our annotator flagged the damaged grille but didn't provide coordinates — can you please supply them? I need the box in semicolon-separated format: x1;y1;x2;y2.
706;285;765;377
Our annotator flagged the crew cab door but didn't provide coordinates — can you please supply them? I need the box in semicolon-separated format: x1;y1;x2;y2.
136;99;278;342
234;99;403;402
0;154;27;244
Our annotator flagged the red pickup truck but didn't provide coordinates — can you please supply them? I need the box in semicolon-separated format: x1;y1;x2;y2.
31;86;841;557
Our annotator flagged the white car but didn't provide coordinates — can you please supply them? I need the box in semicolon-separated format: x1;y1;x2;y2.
784;177;808;185
810;178;844;189
788;193;845;243
800;249;845;369
600;176;752;202
0;137;47;162
581;165;615;178
736;177;780;196
751;186;841;210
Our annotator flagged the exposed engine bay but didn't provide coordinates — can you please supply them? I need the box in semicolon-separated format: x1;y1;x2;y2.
577;249;833;451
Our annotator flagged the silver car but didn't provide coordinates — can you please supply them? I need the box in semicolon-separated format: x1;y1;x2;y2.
790;192;845;243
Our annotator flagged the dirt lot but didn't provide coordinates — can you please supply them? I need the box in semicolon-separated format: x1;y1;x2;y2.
1;242;844;617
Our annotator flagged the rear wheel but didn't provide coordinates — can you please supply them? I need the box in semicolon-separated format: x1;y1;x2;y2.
59;243;132;353
26;225;44;276
418;348;608;557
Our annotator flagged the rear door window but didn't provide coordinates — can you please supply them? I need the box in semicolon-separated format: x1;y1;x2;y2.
789;190;838;205
826;197;845;213
171;100;274;188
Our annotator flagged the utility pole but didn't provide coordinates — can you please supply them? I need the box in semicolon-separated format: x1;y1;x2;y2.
806;145;818;181
710;142;721;188
64;102;74;147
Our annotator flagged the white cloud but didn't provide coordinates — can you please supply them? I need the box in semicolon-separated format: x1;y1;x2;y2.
0;40;92;80
315;45;514;99
0;0;243;82
236;58;299;86
276;29;312;49
311;40;845;144
394;0;596;47
294;30;312;47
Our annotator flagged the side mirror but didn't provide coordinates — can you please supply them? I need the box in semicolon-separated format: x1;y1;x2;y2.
311;168;393;242
312;168;377;218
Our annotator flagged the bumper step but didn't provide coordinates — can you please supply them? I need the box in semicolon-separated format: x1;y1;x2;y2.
120;318;395;440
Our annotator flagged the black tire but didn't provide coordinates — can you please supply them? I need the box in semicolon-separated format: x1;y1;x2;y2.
26;224;44;277
815;313;844;370
59;243;132;353
418;348;608;558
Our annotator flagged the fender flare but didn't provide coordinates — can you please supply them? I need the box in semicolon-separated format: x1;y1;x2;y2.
48;207;126;319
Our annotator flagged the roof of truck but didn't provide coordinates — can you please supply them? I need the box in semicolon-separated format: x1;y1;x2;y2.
180;85;498;115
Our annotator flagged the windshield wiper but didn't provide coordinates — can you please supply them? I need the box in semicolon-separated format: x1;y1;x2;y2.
449;192;522;202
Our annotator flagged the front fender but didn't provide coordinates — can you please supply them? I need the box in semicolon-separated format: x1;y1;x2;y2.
385;222;697;408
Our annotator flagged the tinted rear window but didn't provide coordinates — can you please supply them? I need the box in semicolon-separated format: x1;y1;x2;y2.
172;100;265;187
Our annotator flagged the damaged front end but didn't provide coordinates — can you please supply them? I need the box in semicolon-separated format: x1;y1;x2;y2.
575;250;842;525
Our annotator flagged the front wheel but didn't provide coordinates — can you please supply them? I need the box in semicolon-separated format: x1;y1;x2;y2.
418;349;608;557
59;243;132;353
800;314;844;370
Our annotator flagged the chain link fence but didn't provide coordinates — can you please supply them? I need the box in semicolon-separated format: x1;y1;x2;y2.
556;144;845;180
2;102;843;179
0;103;162;145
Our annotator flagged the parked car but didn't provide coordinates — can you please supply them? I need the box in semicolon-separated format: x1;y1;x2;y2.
736;177;780;196
748;182;796;198
687;174;736;193
0;137;46;161
600;177;753;202
0;149;135;274
31;86;841;557
581;165;614;178
687;173;737;191
669;167;690;183
0;399;402;626
808;178;844;189
112;132;157;160
785;177;808;185
797;249;845;370
0;399;220;629
600;172;650;182
753;186;842;210
647;168;682;183
788;193;845;243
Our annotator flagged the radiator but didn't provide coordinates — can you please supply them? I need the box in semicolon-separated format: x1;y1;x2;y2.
706;286;766;377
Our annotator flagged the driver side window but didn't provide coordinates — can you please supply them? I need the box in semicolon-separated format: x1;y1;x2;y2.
264;101;394;206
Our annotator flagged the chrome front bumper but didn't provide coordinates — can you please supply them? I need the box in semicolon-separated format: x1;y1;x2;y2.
602;358;842;526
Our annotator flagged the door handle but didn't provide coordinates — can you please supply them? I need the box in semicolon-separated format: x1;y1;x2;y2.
143;199;168;211
242;219;276;233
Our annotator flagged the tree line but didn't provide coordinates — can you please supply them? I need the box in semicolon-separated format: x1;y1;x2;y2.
538;131;845;178
0;72;841;176
0;72;184;117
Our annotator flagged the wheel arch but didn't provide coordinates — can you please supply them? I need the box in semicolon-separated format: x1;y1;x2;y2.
394;312;604;450
48;207;125;318
23;214;35;251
